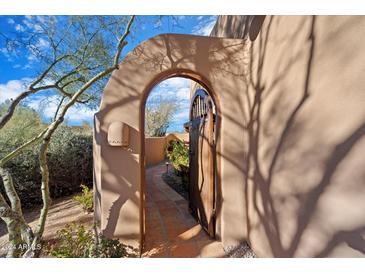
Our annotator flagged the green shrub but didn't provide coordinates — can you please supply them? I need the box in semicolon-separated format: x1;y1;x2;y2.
73;185;93;213
0;103;93;208
46;223;93;258
45;223;130;258
92;234;129;258
47;125;93;198
166;140;189;188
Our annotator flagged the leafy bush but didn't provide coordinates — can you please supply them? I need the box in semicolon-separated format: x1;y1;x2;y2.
166;140;189;188
45;223;130;258
46;223;93;258
47;125;93;198
0;103;93;208
92;234;129;258
73;185;93;213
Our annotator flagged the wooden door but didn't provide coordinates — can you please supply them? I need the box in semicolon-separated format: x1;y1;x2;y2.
188;89;216;237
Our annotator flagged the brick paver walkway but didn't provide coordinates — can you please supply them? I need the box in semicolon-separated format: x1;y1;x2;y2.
142;162;225;258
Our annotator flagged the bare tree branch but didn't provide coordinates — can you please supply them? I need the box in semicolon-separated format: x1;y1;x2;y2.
0;55;70;130
114;16;135;67
24;15;135;258
53;96;65;122
0;15;135;258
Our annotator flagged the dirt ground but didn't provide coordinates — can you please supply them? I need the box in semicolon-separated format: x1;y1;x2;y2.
161;169;189;200
0;195;93;257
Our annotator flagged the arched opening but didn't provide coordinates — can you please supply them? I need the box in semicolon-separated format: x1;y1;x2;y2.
141;74;220;257
94;34;247;256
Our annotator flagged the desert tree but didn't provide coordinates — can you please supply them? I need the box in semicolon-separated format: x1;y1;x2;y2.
145;94;179;137
0;15;135;257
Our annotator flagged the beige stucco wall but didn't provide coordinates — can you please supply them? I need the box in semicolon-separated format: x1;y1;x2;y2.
210;15;365;257
165;132;189;143
94;17;365;257
145;133;189;166
145;137;166;166
94;34;249;250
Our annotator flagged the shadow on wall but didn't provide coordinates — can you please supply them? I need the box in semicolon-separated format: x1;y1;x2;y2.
219;15;365;257
94;33;246;246
94;106;141;240
94;17;365;257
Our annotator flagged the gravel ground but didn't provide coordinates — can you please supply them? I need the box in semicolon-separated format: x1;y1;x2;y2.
224;242;257;258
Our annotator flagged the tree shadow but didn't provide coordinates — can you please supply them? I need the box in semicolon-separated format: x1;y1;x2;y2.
94;33;248;254
228;15;365;257
94;23;365;258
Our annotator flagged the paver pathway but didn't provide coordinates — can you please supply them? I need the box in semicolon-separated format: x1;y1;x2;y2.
142;162;225;258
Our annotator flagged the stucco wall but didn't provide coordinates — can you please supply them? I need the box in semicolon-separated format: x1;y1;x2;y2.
93;33;250;250
211;15;365;257
145;137;166;166
166;132;189;143
145;133;189;166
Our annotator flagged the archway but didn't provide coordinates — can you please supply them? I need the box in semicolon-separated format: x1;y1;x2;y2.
93;34;248;254
142;76;219;257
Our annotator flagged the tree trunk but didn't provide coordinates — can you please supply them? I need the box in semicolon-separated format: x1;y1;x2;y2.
0;168;34;257
23;140;51;258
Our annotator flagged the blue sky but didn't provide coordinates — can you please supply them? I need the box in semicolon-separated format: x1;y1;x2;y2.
147;77;192;132
0;15;217;132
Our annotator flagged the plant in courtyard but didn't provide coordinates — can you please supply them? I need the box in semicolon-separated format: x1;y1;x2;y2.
45;223;130;258
46;223;93;258
73;185;93;213
166;140;189;188
91;233;130;258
